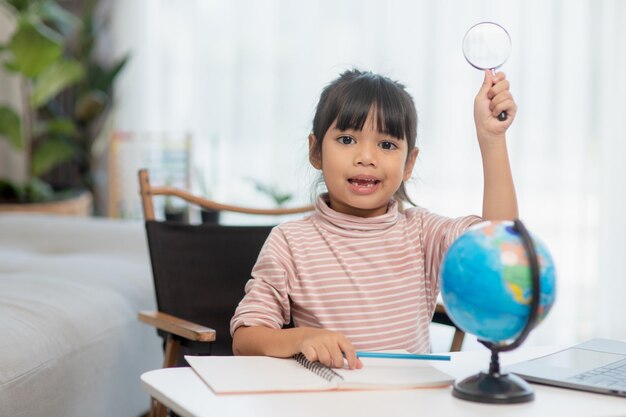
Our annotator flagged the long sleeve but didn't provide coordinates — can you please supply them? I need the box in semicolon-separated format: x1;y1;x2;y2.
230;229;294;335
419;210;482;302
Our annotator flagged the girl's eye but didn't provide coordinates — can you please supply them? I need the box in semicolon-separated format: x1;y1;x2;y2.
380;141;398;150
337;135;355;145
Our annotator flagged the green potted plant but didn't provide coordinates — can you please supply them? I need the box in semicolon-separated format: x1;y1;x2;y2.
196;166;219;224
248;178;293;207
0;0;128;214
163;177;187;222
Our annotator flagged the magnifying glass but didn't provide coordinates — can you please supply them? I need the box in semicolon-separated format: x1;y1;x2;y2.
462;22;511;121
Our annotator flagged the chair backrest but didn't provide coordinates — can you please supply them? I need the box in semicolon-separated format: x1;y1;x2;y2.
144;222;273;354
138;169;313;355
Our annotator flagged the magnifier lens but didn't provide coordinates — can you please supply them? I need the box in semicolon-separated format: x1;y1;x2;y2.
463;22;511;70
463;22;511;121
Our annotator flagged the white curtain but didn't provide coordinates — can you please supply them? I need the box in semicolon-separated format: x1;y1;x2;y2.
110;0;626;346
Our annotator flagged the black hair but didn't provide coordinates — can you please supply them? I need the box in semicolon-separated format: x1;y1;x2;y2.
310;69;418;205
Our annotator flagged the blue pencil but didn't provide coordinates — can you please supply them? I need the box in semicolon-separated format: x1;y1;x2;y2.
356;351;451;361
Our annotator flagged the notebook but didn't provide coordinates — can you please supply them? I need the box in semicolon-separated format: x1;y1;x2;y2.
505;338;626;397
185;352;455;394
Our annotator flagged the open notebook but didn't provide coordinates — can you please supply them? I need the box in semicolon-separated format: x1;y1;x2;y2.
185;352;454;394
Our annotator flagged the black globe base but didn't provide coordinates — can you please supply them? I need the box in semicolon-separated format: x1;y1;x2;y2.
453;371;534;404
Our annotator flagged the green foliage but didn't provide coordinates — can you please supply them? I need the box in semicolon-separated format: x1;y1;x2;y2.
4;17;63;77
31;136;75;176
33;117;77;137
0;106;22;148
5;0;30;12
248;179;293;207
0;177;53;202
30;58;84;107
0;0;129;203
37;0;80;36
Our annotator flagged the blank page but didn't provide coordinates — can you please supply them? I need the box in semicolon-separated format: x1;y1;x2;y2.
335;357;454;389
185;356;333;394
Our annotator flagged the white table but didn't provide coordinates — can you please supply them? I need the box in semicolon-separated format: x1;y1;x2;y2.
141;346;626;417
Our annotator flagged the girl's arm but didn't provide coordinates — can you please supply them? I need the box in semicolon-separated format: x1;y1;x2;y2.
232;325;362;369
231;224;363;369
474;70;519;220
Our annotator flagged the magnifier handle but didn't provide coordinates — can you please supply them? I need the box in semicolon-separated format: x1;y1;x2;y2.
491;68;508;121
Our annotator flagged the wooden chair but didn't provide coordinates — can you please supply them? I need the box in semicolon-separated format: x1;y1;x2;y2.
137;168;464;417
138;168;314;417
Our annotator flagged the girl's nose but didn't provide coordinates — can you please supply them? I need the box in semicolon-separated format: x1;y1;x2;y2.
355;143;377;167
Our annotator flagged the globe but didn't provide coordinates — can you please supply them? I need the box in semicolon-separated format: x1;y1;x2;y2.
441;221;556;344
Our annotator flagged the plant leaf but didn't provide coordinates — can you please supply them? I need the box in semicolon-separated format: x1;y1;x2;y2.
0;179;22;200
31;137;75;177
38;0;81;37
90;54;130;92
74;89;107;122
274;193;293;206
23;178;55;202
5;0;29;13
30;59;85;108
0;105;23;148
6;17;63;77
33;118;77;137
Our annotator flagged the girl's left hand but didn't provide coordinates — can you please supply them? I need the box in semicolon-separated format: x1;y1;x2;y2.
474;70;517;141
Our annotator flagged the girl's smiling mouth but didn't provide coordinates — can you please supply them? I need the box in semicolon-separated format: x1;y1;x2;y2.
347;176;381;194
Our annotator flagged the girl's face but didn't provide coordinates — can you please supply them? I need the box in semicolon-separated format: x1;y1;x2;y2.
309;112;418;218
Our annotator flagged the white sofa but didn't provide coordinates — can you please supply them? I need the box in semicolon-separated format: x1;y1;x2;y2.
0;213;162;417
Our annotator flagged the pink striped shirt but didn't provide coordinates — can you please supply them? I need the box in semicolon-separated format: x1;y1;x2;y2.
230;195;481;353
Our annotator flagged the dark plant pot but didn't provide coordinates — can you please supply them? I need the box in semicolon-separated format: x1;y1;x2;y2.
165;208;186;222
201;209;220;224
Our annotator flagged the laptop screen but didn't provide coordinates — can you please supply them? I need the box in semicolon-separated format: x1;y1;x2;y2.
527;348;624;374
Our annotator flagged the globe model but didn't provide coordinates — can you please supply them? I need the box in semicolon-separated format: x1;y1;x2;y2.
441;221;556;343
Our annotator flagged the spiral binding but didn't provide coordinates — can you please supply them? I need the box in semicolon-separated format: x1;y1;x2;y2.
293;353;344;383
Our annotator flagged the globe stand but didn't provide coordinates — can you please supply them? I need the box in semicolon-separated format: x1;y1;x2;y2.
453;347;534;403
452;220;541;404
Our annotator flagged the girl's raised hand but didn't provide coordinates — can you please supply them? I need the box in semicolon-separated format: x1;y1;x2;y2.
299;328;363;370
474;70;517;141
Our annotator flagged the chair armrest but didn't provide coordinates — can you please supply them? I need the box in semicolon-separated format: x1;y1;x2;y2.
138;311;216;342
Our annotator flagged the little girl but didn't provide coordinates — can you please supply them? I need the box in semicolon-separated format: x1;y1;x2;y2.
231;68;518;370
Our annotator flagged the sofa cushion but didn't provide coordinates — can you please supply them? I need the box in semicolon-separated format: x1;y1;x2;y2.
0;214;162;417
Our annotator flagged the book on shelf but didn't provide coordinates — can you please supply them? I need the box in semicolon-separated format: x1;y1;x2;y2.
185;351;454;394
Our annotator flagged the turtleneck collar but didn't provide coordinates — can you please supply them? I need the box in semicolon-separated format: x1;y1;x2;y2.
312;193;400;237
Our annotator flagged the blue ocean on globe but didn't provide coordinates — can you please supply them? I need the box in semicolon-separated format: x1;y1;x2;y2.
440;221;556;343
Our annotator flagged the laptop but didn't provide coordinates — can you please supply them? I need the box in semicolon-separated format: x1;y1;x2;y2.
505;338;626;397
